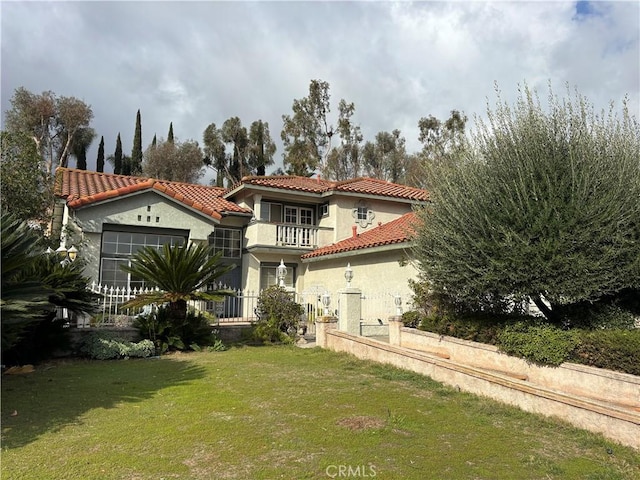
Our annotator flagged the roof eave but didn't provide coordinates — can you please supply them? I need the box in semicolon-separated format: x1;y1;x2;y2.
67;189;222;223
301;241;413;263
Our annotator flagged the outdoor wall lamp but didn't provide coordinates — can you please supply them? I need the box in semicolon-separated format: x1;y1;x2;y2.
276;259;287;287
394;294;403;316
321;292;331;316
344;263;353;287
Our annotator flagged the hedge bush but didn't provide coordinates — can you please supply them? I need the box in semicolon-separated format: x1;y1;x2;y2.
79;331;155;360
497;323;580;366
571;329;640;375
251;286;304;344
410;309;639;375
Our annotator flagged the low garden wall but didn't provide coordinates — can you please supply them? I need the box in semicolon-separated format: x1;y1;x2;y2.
315;317;640;450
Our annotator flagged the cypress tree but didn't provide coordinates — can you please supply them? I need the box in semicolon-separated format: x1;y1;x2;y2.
96;136;105;172
114;133;123;174
152;134;157;148
76;150;87;170
131;109;143;175
168;122;174;144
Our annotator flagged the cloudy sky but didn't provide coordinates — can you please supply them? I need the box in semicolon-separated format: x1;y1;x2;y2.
2;1;638;182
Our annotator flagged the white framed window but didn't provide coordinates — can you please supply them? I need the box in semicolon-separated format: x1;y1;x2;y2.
352;200;375;228
260;202;282;223
356;205;368;221
99;227;187;289
319;203;329;217
210;228;241;259
260;262;295;289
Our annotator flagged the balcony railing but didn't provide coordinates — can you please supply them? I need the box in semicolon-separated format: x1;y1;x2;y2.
276;224;318;248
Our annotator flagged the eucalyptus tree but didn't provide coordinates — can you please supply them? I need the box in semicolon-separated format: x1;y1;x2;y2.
203;123;227;187
0;131;53;223
324;100;363;180
4;87;93;175
221;117;249;183
361;129;408;183
415;110;468;188
281;79;333;176
142;137;204;183
413;83;640;323
247;120;276;176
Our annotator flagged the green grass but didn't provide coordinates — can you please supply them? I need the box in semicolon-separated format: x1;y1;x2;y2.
2;346;639;479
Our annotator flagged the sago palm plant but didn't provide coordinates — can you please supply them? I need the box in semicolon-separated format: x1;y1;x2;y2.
121;242;236;323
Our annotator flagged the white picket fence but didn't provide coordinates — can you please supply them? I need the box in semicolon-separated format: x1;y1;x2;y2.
86;282;413;333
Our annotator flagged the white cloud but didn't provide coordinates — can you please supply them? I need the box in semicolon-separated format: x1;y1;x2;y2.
1;1;637;177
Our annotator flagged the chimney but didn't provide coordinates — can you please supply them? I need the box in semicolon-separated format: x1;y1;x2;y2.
352;225;357;238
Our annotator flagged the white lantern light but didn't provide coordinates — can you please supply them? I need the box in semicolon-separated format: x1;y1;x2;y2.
67;246;79;262
394;295;403;316
344;263;354;287
321;292;331;316
276;259;287;287
55;244;68;258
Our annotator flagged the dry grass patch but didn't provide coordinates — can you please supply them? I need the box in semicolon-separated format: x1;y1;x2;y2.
336;415;386;431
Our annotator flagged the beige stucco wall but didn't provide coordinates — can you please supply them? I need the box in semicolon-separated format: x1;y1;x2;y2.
68;191;220;283
301;246;418;299
321;329;640;450
72;191;218;240
331;196;415;243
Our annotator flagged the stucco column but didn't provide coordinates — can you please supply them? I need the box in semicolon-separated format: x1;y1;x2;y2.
388;316;403;346
338;287;362;335
315;316;338;348
253;193;262;220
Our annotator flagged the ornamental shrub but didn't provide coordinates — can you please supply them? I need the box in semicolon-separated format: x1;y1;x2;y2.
413;84;640;324
79;331;154;360
133;306;220;354
570;329;640;375
252;286;304;344
497;322;580;366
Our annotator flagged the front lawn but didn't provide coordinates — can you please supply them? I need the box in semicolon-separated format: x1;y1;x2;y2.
2;346;638;479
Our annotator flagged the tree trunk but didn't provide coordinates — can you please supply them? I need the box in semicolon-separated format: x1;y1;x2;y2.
169;299;188;324
531;295;558;323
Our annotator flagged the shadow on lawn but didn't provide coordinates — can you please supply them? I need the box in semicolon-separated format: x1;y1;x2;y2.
0;356;206;449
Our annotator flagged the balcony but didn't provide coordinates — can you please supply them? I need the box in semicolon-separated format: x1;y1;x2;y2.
276;224;317;248
246;222;332;251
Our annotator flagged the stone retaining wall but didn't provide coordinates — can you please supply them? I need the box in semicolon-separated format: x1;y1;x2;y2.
315;318;640;450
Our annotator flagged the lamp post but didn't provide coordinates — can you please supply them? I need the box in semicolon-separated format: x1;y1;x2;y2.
53;243;79;266
344;263;354;288
276;259;287;287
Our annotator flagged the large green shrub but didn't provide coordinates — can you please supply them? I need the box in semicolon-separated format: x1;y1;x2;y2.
79;331;154;360
134;306;220;354
412;84;640;324
497;323;580;366
570;329;640;375
251;286;304;344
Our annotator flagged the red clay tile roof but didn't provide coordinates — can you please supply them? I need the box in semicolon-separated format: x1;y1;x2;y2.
54;168;252;220
301;211;420;260
230;175;429;201
333;178;428;201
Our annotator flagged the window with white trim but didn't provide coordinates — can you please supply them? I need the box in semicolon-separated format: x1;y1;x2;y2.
210;228;241;259
99;228;186;289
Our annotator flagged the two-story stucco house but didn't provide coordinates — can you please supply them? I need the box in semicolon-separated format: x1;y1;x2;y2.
53;168;428;318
